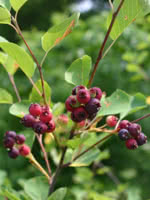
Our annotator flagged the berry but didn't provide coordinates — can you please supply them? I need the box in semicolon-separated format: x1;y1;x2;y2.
77;120;86;128
4;137;15;149
16;134;26;144
5;131;16;139
88;113;97;121
58;114;69;125
71;107;88;122
125;138;138;150
46;120;56;132
89;87;102;100
21;114;36;128
136;132;147;146
8;147;19;159
65;96;79;112
72;85;85;95
118;120;131;130
40;110;52;123
118;129;130;141
128;123;141;138
33;122;48;134
29;103;42;117
19;145;30;156
85;98;101;115
77;89;91;104
106;115;118;127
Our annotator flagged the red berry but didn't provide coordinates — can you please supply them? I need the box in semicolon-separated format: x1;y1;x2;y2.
40;110;52;123
4;137;15;149
19;145;30;156
125;138;138;150
65;96;79;112
136;132;147;146
46;120;56;132
128;123;141;138
21;114;36;128
118;120;131;130
85;98;101;115
89;87;102;100
33;122;48;134
77;89;91;104
58;114;69;125
71;106;88;122
16;134;26;144
72;85;86;95
77;120;86;128
29;103;42;117
5;131;16;139
106;115;118;127
8;147;19;159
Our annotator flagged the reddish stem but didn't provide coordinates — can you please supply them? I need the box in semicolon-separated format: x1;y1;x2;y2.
132;113;150;123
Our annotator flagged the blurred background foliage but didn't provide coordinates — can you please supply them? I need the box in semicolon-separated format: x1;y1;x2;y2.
0;0;150;199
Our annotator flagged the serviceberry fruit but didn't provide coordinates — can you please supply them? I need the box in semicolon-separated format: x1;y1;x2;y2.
16;134;26;144
21;114;36;128
71;106;88;122
40;110;52;123
118;129;130;141
46;120;56;132
88;113;97;120
106;115;118;127
8;147;19;159
58;114;69;125
89;87;102;100
125;138;138;150
5;131;16;139
33;122;48;134
29;103;42;117
128;123;141;138
19;145;30;156
65;96;79;112
119;120;131;130
136;132;147;146
72;85;85;95
85;98;101;115
4;137;15;149
77;89;90;104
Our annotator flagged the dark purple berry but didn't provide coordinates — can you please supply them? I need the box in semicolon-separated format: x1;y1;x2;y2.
89;87;102;100
118;120;131;130
125;138;138;150
77;89;91;104
19;145;30;156
33;122;48;134
106;115;118;127
21;114;36;128
128;123;141;138
65;96;79;112
5;131;16;139
4;137;15;149
85;98;101;115
72;85;85;95
46;120;56;132
88;113;97;121
71;106;88;122
118;129;130;141
136;132;147;146
40;110;52;123
16;134;26;144
29;103;42;117
8;147;19;159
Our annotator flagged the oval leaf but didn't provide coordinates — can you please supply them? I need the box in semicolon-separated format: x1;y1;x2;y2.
0;7;11;24
42;12;80;51
48;188;67;200
65;55;92;86
0;41;35;77
19;130;35;148
0;0;11;10
0;88;13;104
10;0;28;12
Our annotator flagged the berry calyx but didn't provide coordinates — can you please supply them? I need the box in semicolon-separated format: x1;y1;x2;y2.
85;98;101;115
128;123;141;138
106;115;118;127
4;137;15;149
71;106;88;122
16;134;26;144
46;120;56;132
5;131;16;139
118;129;130;141
65;96;79;112
89;87;102;100
19;145;30;156
29;103;42;117
125;138;138;150
136;132;147;146
72;85;85;95
118;120;131;130
8;147;19;159
33;122;48;134
40;110;52;123
77;89;90;104
21;114;36;128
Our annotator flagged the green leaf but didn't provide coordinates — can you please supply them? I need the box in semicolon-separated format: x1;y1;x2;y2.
0;7;11;24
3;55;19;75
0;51;7;64
52;102;65;117
42;12;80;51
0;187;21;200
24;177;49;200
10;0;27;12
9;100;30;118
19;130;35;148
0;88;13;104
0;170;7;186
107;0;150;40
29;80;51;105
65;55;92;86
0;41;35;78
48;188;67;200
0;0;11;10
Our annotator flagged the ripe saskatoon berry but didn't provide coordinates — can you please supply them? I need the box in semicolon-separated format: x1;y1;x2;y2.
118;129;130;141
46;120;56;132
58;114;69;125
128;123;141;138
106;115;118;127
136;132;147;146
119;120;131;130
4;137;15;149
21;114;36;128
125;138;138;150
16;134;26;144
8;147;19;159
5;131;16;139
40;110;52;123
29;103;42;117
65;96;79;112
71;106;88;122
33;122;48;134
89;87;102;100
19;145;30;156
85;98;101;115
72;85;85;95
77;89;91;104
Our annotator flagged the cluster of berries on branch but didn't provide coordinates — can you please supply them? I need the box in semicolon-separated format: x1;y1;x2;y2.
21;103;55;134
65;85;102;123
3;131;30;159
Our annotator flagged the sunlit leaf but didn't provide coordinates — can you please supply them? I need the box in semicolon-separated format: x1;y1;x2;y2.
0;0;11;10
0;88;13;104
0;7;11;24
48;188;67;200
10;0;28;12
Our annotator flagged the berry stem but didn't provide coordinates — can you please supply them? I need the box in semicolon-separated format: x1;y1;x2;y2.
132;113;150;123
11;17;47;106
88;0;125;88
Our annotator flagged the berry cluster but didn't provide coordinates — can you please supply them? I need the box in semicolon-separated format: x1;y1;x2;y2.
3;131;30;159
21;103;55;134
65;85;102;123
118;120;147;150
